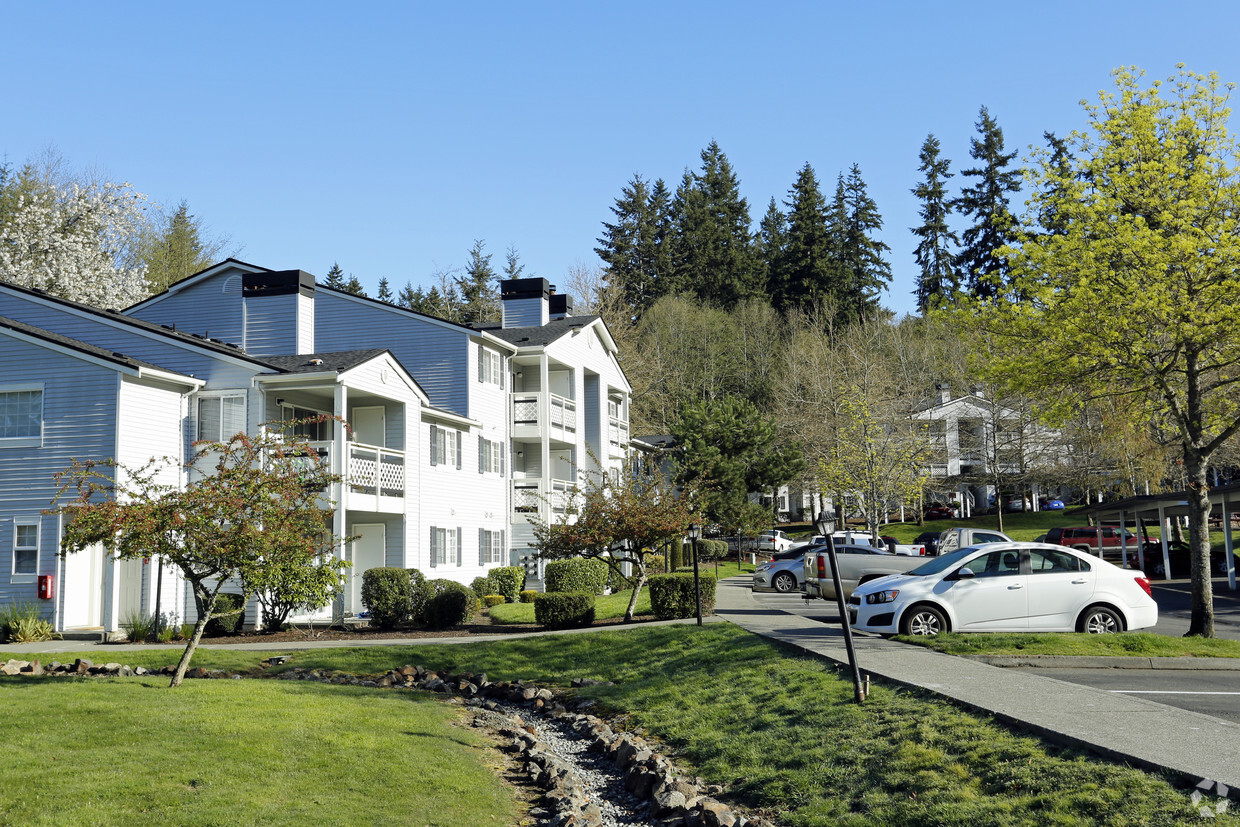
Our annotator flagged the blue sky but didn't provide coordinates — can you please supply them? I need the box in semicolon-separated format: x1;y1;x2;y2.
6;2;1240;315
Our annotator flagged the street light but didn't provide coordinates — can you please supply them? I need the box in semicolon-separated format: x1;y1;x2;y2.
688;522;703;626
815;511;866;703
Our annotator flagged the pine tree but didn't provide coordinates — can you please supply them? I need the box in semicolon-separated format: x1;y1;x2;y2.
1037;131;1075;236
595;174;673;316
668;142;761;307
503;245;525;280
343;275;365;296
837;164;891;325
953;106;1021;300
376;277;392;302
324;262;346;290
397;280;418;309
774;163;837;314
757;197;787;301
456;239;498;324
143;200;216;293
911;134;960;313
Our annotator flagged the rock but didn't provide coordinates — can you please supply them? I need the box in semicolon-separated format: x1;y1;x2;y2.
2;660;26;676
73;658;93;674
653;788;688;817
134;666;148;676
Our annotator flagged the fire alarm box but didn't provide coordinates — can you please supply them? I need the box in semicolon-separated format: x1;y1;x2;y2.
37;574;53;600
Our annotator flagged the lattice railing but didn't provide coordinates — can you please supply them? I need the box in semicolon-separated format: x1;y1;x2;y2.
347;443;404;498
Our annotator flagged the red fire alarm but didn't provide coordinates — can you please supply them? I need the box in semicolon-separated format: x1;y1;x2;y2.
37;574;53;600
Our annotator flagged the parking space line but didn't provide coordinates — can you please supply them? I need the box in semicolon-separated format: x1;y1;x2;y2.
1110;690;1240;695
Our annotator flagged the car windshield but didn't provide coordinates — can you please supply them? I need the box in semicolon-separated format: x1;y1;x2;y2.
908;548;978;576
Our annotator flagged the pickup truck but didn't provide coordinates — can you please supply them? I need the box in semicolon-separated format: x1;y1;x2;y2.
801;544;928;602
936;527;1013;555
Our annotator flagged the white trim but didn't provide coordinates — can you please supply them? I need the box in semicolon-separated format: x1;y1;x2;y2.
11;516;39;580
0;383;44;449
422;407;479;429
0;326;202;388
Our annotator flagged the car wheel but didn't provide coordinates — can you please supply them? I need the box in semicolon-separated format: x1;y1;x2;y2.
1079;605;1123;634
900;604;948;636
772;572;797;593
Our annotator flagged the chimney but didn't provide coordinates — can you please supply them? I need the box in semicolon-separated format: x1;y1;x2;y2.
549;291;573;321
935;383;950;405
500;277;549;328
242;270;315;355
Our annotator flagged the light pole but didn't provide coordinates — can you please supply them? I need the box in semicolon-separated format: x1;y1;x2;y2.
815;511;866;703
688;522;703;626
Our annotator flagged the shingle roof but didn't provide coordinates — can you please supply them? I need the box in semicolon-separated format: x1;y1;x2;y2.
259;350;390;374
0;315;195;378
480;315;601;347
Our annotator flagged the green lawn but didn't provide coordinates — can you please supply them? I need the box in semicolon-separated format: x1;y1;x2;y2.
5;625;1228;826
895;630;1240;659
0;676;519;826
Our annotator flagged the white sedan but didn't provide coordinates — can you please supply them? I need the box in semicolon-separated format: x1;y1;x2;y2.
849;542;1158;636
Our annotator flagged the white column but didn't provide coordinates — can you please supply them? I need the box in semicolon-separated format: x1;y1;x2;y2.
333;382;348;623
1224;493;1237;592
1159;507;1172;579
1118;509;1128;568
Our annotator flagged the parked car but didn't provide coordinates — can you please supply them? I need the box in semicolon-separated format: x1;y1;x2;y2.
801;544;928;601
937;527;1014;555
755;530;797;553
914;531;941;556
1004;495;1031;512
923;504;955;521
1040;498;1065;510
1044;526;1154;560
849;542;1158;636
752;545;817;593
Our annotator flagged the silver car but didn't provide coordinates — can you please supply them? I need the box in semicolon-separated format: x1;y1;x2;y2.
752;545;820;593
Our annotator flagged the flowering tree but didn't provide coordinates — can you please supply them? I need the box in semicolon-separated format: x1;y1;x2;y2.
0;167;151;309
52;429;349;687
531;454;692;621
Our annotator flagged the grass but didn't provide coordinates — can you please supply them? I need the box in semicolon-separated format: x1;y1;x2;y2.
0;676;519;826
5;625;1229;826
895;630;1240;659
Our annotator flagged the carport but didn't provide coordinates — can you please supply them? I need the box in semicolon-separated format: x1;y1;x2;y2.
1076;485;1239;591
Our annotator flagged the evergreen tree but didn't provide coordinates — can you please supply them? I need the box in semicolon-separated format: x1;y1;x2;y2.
1037;131;1075;236
837;164;891;325
142;200;218;293
911;134;960;313
456;239;498;324
397;280;418;309
953;106;1021;300
757;197;787;300
595;174;672;316
376;277;392;302
668;142;761;307
324;262;346;290
503;245;525;280
774;163;837;314
343;274;365;296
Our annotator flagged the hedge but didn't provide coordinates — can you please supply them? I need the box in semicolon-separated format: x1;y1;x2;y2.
669;540;684;570
544;558;608;595
470;576;492;600
205;593;246;636
484;594;506;608
648;572;717;620
407;568;428;623
488;566;525;603
420;579;479;629
519;589;539;604
361;567;415;629
533;591;596;630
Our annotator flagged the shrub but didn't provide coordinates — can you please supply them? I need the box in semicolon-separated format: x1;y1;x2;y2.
484;594;505;608
669;540;684;570
0;603;59;643
698;539;729;560
488;566;525;602
120;611;157;642
204;593;246;636
544;558;608;594
533;591;596;630
648;572;717;620
643;552;666;575
362;567;415;629
607;563;635;593
520;589;539;604
420;579;479;629
407;568;428;622
470;576;492;600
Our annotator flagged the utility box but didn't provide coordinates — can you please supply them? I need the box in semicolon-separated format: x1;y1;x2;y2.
37;574;53;600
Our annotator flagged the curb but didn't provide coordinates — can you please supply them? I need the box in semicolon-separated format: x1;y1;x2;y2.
962;654;1240;670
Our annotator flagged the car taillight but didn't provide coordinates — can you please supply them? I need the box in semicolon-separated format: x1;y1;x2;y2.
1135;576;1152;598
916;545;926;556
817;555;826;579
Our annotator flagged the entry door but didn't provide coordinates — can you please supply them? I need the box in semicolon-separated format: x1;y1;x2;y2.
62;542;105;628
351;406;385;446
350;523;387;615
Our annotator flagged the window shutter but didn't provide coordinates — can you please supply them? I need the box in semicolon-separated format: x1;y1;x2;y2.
500;357;506;389
478;435;485;474
455;430;462;469
479;528;486;565
456;527;463;566
500;442;506;477
477;346;484;383
430;426;439;466
501;530;506;565
429;527;438;568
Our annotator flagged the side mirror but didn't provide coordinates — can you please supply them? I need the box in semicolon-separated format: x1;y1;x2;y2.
947;566;975;581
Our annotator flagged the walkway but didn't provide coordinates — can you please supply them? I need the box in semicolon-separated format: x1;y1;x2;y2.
714;576;1240;791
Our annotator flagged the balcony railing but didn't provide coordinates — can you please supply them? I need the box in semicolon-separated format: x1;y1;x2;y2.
512;478;577;514
608;416;628;453
302;440;405;499
513;393;577;433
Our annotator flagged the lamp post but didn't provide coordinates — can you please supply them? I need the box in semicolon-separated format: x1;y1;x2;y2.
688;522;703;626
815;511;866;703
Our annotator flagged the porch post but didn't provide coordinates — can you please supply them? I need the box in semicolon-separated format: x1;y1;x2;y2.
1118;509;1128;569
333;382;348;625
1224;492;1237;592
1158;506;1172;580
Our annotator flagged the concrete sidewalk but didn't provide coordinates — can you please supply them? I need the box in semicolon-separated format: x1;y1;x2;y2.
714;576;1240;792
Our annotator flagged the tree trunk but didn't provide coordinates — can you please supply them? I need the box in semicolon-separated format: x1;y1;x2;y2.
170;587;217;687
625;569;647;622
1184;451;1215;637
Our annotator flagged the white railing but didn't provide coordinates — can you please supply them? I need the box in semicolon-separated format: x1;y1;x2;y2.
347;442;405;497
550;393;576;432
608;416;628;452
512;393;577;433
512;478;576;515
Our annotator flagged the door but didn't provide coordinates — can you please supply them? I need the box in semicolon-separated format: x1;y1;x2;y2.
944;549;1028;630
62;541;105;628
351;406;386;447
1025;547;1096;630
350;523;386;615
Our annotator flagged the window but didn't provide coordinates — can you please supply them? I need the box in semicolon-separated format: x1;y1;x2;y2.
197;394;246;441
479;529;506;565
430;426;461;468
478;436;505;475
280;404;329;441
429;526;460;567
0;386;43;447
13;520;37;576
967;549;1023;578
477;348;505;387
1029;549;1087;573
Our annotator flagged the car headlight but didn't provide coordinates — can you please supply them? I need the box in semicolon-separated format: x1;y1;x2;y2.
865;589;899;604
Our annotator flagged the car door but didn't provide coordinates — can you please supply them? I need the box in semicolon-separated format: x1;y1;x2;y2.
942;549;1028;630
1024;548;1096;630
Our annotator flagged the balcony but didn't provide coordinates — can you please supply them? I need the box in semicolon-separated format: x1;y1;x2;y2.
512;478;577;517
513;393;577;442
608;416;629;456
304;440;406;512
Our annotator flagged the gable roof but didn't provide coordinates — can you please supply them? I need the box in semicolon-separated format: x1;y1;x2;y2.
0;315;201;386
122;258;271;312
260;349;390;374
480;315;603;347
